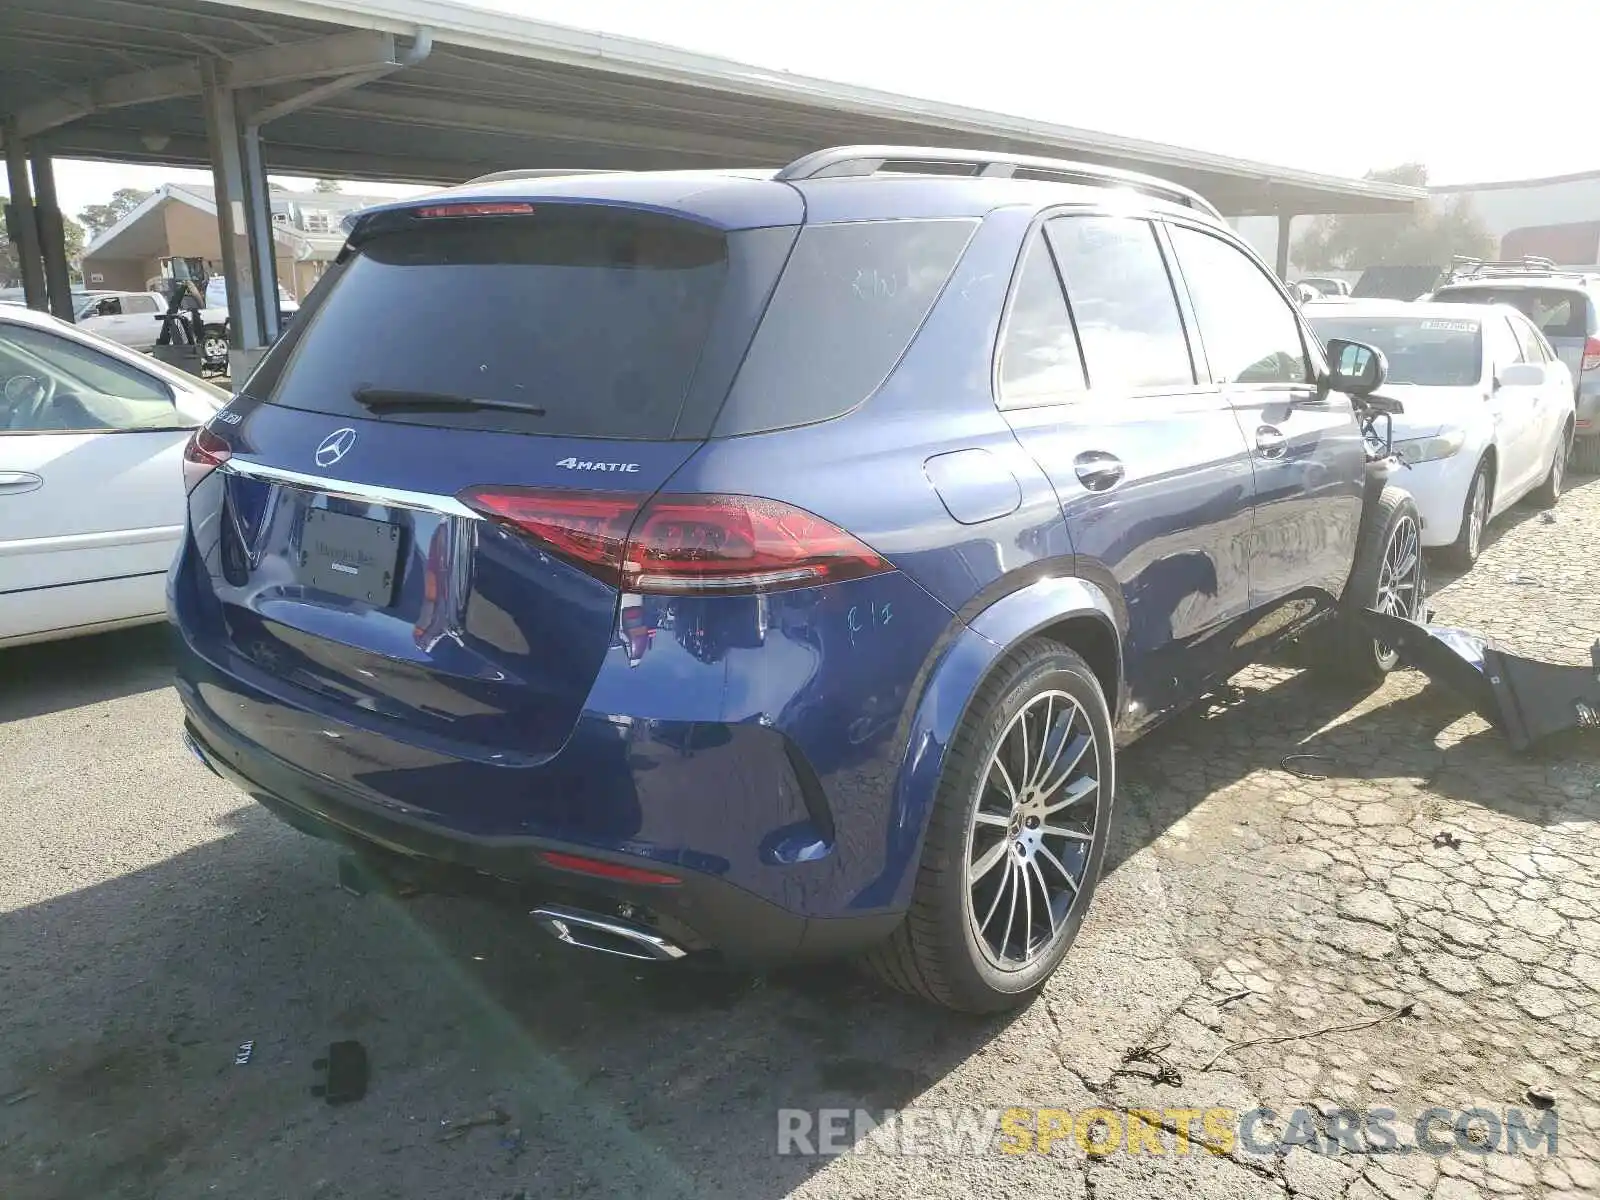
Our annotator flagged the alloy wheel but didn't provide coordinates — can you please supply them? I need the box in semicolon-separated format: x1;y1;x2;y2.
964;690;1099;970
203;336;229;360
1373;514;1424;670
1467;476;1487;561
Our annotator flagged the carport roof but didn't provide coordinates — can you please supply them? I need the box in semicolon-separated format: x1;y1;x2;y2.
1;0;1423;218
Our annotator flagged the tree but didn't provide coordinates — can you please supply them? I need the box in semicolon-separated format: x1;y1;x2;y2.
314;178;342;193
1;200;89;286
77;187;153;238
0;197;18;286
1293;163;1494;271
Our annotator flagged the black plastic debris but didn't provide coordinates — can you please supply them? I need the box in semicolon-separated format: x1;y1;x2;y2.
1353;608;1600;751
312;1040;368;1105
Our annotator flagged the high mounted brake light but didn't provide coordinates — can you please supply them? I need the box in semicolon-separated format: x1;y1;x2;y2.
414;202;535;218
458;487;893;595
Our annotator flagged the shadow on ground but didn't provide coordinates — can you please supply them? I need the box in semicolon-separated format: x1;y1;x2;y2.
0;624;174;724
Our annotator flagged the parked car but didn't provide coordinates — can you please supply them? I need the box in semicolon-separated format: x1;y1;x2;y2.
1297;276;1352;297
73;289;171;353
197;277;299;372
1305;300;1573;567
1425;267;1600;471
171;148;1409;1012
0;304;228;648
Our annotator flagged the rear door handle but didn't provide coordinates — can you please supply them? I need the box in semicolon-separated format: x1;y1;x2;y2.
0;471;43;495
1255;425;1287;458
1073;451;1125;492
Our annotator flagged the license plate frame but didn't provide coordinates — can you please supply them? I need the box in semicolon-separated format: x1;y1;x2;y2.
299;508;400;606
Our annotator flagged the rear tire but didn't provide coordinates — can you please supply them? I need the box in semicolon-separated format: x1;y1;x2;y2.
865;639;1114;1012
1310;486;1425;685
1532;422;1571;509
1443;460;1491;570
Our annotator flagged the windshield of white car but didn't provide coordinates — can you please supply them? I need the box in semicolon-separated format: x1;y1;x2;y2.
1308;316;1483;387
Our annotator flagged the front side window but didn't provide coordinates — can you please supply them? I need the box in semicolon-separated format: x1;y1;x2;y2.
0;322;186;433
997;231;1087;405
1045;216;1194;390
1167;224;1310;385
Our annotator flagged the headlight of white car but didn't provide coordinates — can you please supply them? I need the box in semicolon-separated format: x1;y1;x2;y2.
1394;430;1466;464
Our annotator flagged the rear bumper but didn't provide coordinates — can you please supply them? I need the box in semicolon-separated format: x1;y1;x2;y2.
180;697;902;963
1574;378;1600;433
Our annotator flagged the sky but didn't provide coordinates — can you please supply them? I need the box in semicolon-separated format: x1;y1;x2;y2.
45;0;1600;219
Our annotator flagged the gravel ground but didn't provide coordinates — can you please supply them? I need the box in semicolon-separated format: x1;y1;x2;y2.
2;481;1597;1199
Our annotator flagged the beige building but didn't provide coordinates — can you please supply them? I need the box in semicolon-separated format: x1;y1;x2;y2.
80;182;392;298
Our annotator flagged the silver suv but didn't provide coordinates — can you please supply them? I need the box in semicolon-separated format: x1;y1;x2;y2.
1429;258;1600;469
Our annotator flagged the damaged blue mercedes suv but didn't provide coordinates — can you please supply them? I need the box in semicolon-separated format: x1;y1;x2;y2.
171;147;1408;1011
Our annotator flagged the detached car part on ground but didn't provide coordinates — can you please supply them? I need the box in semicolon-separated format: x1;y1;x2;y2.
1352;610;1600;752
172;149;1427;1012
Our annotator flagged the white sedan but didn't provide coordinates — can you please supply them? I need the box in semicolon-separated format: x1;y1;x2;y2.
1306;300;1574;568
0;305;228;648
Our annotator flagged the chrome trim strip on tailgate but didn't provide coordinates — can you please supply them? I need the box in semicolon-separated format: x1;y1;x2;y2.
221;459;483;521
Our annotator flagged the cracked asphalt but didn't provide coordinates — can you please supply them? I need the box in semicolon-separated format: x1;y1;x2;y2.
3;482;1598;1199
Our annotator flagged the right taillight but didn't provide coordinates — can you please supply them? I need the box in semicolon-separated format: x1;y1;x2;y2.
1582;336;1600;374
182;427;231;492
458;487;891;595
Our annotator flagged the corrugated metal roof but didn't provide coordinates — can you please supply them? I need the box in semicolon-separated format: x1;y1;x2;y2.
0;0;1423;216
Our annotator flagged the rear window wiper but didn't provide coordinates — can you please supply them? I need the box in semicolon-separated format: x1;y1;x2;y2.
352;386;546;417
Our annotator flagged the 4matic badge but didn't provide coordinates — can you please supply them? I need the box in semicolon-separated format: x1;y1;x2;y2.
556;458;639;473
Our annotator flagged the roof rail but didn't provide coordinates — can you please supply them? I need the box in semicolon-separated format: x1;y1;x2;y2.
461;168;618;186
1446;254;1569;281
775;145;1224;220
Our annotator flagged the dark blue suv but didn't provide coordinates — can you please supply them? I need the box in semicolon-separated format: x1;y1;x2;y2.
171;147;1415;1011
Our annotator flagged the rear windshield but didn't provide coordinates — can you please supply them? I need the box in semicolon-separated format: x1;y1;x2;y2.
252;209;730;438
1308;315;1482;387
1433;286;1592;339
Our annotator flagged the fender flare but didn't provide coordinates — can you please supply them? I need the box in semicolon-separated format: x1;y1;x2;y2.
850;575;1124;912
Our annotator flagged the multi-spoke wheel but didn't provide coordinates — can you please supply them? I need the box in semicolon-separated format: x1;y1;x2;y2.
866;639;1113;1012
966;690;1098;970
1372;509;1423;671
1311;485;1426;685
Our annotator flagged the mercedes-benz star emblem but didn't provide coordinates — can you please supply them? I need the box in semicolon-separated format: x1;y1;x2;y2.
315;428;357;468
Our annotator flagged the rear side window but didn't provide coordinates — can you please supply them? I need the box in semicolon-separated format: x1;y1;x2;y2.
997;231;1087;405
1510;316;1550;363
254;209;730;438
1167;224;1310;385
1436;287;1592;339
713;219;975;435
1045;216;1195;390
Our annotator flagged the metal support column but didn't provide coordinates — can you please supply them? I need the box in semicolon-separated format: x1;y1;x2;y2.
200;61;264;362
1276;212;1293;280
29;149;75;321
3;120;48;310
240;123;281;344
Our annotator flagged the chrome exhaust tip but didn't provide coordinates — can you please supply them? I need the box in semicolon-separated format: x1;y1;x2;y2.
531;905;687;962
182;729;220;777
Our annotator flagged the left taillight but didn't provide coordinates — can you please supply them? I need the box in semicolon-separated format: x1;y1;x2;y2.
182;427;231;492
457;487;893;595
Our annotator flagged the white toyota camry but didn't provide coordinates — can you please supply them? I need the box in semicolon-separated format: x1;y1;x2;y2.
0;304;228;648
1305;300;1574;568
